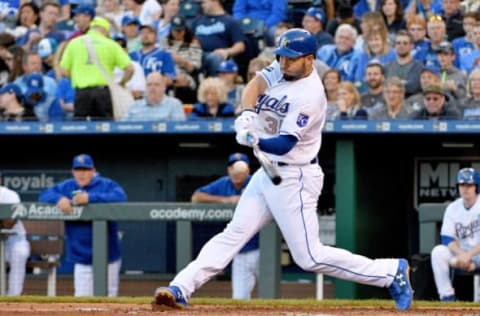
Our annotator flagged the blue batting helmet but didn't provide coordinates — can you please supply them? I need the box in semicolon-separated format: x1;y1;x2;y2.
457;168;480;192
273;28;317;58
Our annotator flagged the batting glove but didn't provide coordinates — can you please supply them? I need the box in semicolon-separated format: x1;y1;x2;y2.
234;110;258;133
235;129;259;147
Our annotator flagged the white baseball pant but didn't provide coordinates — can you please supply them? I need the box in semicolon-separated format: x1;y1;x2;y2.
5;235;30;296
232;249;260;299
74;259;121;297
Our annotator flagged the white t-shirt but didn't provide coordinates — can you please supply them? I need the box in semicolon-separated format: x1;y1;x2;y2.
441;197;480;251
0;186;26;236
255;60;327;164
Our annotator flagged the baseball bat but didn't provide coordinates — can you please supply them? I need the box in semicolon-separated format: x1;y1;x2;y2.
252;144;282;185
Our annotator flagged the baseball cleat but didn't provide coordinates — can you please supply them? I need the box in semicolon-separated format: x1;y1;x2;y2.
440;294;456;302
388;258;413;310
153;285;188;309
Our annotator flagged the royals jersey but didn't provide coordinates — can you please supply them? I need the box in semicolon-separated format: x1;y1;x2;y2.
255;60;326;164
441;197;480;251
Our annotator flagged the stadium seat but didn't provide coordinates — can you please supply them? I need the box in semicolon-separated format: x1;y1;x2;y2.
180;0;201;27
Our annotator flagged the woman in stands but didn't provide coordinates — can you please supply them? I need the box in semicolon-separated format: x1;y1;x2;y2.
13;2;40;40
189;77;235;119
406;14;429;63
331;81;368;120
322;69;342;120
461;69;480;119
154;0;180;44
381;0;406;44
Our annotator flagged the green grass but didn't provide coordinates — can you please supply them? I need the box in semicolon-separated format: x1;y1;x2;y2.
1;296;480;308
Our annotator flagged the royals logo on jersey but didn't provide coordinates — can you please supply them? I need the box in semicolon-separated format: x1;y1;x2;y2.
296;113;309;127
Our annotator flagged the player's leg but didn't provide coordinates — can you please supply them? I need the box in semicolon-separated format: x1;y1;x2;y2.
232;249;259;299
431;244;456;300
74;263;93;296
5;237;30;296
107;259;122;297
158;170;273;304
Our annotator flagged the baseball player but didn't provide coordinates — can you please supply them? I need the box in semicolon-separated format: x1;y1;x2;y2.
153;29;413;310
38;154;127;297
191;153;259;299
431;167;480;301
0;185;30;296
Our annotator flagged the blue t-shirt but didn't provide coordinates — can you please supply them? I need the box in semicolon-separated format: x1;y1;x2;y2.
129;48;176;79
191;14;246;52
196;175;259;253
189;102;235;119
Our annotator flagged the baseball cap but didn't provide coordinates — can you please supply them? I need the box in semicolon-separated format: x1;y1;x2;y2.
25;73;45;97
73;5;95;18
140;24;156;33
0;83;23;100
422;84;446;97
37;37;58;59
305;7;326;25
121;15;140;27
435;41;454;54
171;15;187;31
72;154;95;169
217;60;238;73
90;17;111;33
420;65;441;77
227;153;249;166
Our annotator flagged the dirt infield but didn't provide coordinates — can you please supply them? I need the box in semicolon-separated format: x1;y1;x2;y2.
0;302;480;315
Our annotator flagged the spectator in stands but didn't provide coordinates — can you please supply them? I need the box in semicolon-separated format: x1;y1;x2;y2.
39;153;127;297
13;2;40;41
5;45;24;83
410;84;460;119
407;14;430;63
355;11;387;51
384;30;424;97
17;2;65;52
23;73;64;121
0;184;31;296
161;15;202;100
232;0;286;47
130;24;176;86
424;15;447;71
452;12;480;68
405;0;442;19
191;152;259;300
353;0;382;19
122;72;185;121
371;77;410;119
123;0;162;26
68;5;95;40
436;41;467;100
459;22;480;75
191;0;246;77
461;69;480;119
440;0;464;41
14;52;57;99
257;21;292;62
317;24;358;81
361;62;386;115
217;59;243;110
331;81;368;120
323;69;342;120
302;7;333;48
100;0;124;35
405;66;443;113
153;0;181;44
189;77;235;119
381;0;406;44
37;38;58;75
60;17;134;120
0;83;36;121
325;3;362;37
121;16;142;53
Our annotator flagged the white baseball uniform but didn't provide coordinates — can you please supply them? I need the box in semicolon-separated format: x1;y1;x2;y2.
431;197;480;298
0;186;30;296
170;60;400;299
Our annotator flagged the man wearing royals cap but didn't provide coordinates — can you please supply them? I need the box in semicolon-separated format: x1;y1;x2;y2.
302;7;333;48
39;154;128;297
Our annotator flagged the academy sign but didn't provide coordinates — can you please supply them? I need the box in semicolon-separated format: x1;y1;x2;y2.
11;203;83;220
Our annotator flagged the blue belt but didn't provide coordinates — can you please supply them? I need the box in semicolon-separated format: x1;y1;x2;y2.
277;157;318;167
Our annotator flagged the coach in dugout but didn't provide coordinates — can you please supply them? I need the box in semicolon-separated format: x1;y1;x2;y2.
60;17;134;120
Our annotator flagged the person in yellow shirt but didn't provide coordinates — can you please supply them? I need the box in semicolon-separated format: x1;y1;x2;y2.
60;17;134;120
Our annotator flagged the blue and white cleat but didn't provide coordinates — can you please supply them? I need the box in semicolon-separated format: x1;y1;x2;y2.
388;258;413;310
153;285;188;309
440;294;456;302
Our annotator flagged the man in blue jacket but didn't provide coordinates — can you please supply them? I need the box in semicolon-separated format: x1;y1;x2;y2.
38;154;127;297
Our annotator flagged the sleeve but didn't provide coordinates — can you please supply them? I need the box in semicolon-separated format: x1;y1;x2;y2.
259;60;281;89
48;98;66;121
440;205;456;239
161;51;176;80
228;17;247;46
87;179;127;203
265;0;287;27
38;183;70;203
195;178;225;195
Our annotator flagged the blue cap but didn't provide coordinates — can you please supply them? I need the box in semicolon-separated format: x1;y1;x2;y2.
121;15;140;27
0;83;23;100
217;60;238;73
305;7;326;25
24;73;46;105
73;5;95;18
72;154;95;169
227;153;249;166
421;65;441;77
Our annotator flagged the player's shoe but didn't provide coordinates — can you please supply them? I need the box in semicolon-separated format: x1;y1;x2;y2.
440;294;456;302
153;285;188;309
388;258;413;310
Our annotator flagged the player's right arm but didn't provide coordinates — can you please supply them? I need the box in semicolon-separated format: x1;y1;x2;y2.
191;192;238;204
240;60;279;110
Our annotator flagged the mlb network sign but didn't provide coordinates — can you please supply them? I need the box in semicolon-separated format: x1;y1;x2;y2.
415;158;480;206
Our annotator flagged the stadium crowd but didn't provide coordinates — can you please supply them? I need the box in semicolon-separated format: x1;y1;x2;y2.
0;0;478;122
